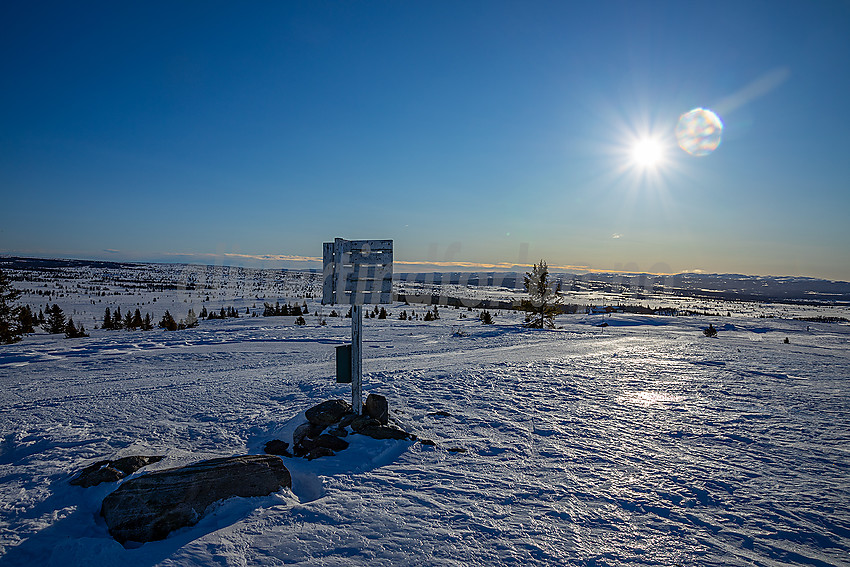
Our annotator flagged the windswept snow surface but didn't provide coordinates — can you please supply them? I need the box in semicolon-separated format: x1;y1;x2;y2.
1;308;849;566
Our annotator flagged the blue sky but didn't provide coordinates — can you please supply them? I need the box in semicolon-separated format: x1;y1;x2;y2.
2;1;849;279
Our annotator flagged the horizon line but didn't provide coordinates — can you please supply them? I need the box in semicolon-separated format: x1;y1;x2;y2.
3;251;844;281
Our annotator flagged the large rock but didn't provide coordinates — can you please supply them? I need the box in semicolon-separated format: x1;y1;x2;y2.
365;393;389;424
71;455;164;488
100;455;291;545
305;399;352;426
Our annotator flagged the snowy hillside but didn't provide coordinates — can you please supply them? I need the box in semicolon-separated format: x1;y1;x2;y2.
1;262;849;566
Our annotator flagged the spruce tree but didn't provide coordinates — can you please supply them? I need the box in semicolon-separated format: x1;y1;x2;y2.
131;309;143;329
0;269;24;344
159;310;178;331
65;318;88;338
112;307;123;330
521;260;562;329
18;305;35;334
44;304;66;334
103;307;113;330
142;313;153;331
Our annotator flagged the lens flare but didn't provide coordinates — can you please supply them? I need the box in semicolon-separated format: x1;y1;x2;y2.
676;108;723;156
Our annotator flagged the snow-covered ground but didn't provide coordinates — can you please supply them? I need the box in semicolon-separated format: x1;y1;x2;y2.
2;266;849;566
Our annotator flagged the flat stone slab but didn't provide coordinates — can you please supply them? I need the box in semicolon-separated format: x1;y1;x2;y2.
101;455;291;545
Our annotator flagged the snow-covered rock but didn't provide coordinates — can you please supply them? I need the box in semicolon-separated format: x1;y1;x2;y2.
100;455;291;545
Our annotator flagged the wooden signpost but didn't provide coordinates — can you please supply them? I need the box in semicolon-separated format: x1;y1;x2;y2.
322;238;393;414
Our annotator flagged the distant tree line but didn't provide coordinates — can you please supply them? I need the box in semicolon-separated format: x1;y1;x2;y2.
101;307;154;331
202;305;242;320
263;301;308;317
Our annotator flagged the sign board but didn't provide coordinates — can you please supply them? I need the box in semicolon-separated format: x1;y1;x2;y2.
322;238;393;305
322;238;393;414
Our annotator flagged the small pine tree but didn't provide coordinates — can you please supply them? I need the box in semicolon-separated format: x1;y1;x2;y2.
44;304;66;334
200;306;208;319
159;310;178;331
131;309;143;330
480;310;494;324
112;307;123;330
103;307;113;330
18;305;35;335
521;260;561;329
142;313;153;331
703;324;717;337
185;308;198;328
65;318;89;338
378;307;388;319
302;302;308;314
295;315;306;325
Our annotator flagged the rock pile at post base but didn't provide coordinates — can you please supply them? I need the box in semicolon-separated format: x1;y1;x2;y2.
100;455;291;545
268;394;414;460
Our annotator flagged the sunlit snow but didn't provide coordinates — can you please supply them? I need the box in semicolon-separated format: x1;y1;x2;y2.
1;263;848;566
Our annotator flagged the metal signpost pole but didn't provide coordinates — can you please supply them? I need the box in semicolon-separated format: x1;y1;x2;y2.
351;303;363;414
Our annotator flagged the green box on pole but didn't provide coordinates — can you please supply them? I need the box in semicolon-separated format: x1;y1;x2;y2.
336;344;352;383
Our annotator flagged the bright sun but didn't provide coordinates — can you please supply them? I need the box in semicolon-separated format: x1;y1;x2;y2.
632;138;664;168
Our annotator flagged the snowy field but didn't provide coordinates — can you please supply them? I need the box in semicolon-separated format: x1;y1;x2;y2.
1;264;849;566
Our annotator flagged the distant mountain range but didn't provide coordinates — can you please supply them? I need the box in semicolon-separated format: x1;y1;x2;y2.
3;256;848;304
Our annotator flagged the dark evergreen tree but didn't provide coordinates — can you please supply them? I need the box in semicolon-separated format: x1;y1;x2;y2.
131;309;143;330
302;302;308;314
123;311;133;330
295;315;306;325
44;304;66;334
378;307;388;319
103;307;113;330
159;310;178;331
112;307;123;330
142;313;153;331
521;260;562;329
199;306;208;319
18;305;35;334
65;318;89;338
480;310;494;324
0;269;24;344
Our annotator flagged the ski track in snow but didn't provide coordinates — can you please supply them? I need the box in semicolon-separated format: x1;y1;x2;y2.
1;309;849;566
